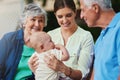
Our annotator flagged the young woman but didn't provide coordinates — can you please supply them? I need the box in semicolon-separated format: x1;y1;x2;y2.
29;0;94;80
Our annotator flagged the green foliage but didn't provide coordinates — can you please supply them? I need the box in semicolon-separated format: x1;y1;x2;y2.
24;0;33;4
112;0;120;12
43;12;59;32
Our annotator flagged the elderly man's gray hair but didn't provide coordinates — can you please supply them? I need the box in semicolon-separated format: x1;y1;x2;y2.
83;0;113;10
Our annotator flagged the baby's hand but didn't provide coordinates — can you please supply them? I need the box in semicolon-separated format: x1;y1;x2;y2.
55;44;64;50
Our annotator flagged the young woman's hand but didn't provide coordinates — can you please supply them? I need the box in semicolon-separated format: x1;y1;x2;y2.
44;53;64;71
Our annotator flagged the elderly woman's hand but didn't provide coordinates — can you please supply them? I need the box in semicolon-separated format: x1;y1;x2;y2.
28;53;39;73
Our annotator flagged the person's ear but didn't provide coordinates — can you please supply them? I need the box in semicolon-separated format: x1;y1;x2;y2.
22;23;25;29
54;13;57;17
92;4;100;13
41;45;44;50
74;10;77;18
39;43;44;50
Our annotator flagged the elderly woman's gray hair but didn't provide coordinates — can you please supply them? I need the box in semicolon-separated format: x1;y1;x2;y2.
83;0;113;11
19;3;47;28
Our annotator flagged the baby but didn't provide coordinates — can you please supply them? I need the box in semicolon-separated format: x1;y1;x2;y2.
28;31;69;80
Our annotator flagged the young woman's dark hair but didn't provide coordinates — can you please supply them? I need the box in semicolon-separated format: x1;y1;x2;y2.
54;0;76;13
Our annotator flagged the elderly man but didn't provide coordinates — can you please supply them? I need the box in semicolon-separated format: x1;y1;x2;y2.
79;0;120;80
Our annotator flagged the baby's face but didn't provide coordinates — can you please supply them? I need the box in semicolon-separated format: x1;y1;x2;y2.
43;35;55;50
28;32;55;51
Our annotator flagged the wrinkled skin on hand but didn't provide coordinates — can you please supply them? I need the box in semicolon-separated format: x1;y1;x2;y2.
28;54;39;73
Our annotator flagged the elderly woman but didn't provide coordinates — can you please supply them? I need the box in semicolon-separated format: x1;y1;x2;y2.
0;3;47;80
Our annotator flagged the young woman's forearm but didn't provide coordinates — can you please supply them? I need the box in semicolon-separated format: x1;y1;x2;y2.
60;63;82;80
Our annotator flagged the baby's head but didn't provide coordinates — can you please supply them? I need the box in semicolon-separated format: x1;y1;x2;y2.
29;31;55;52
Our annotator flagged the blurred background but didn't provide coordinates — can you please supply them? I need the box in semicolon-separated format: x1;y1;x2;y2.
0;0;120;41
